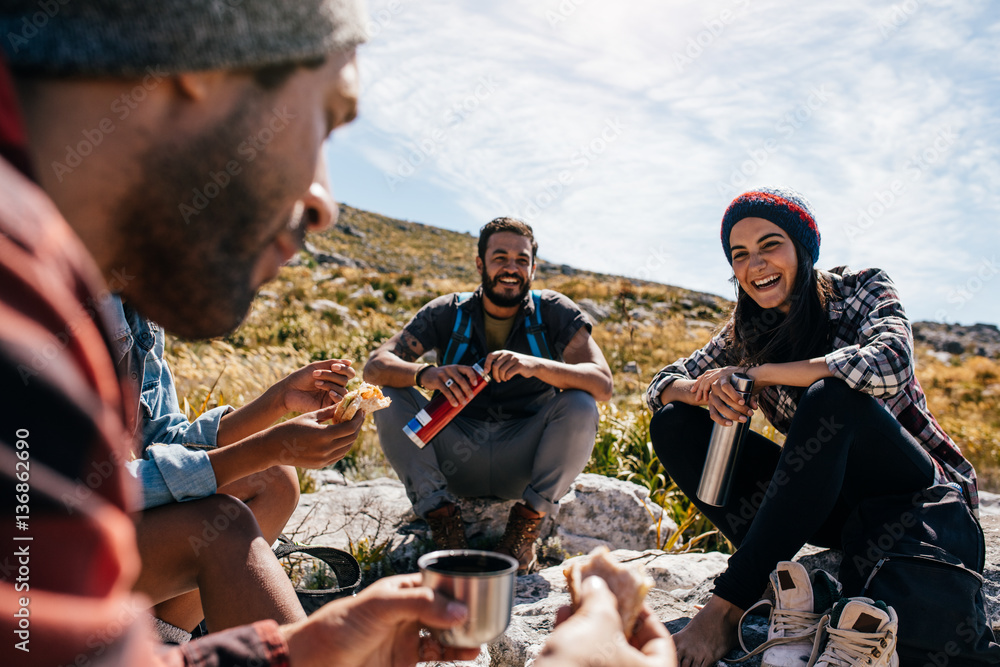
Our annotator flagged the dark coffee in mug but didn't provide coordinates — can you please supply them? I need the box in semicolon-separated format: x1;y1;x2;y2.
423;553;513;575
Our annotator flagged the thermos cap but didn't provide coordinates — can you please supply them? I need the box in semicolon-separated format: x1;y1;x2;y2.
731;372;753;393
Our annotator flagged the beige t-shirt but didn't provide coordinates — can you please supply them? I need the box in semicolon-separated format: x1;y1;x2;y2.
483;310;516;352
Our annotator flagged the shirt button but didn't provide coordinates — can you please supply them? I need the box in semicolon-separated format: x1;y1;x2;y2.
131;372;138;379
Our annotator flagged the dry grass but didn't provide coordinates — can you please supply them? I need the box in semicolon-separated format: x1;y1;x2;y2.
916;352;1000;488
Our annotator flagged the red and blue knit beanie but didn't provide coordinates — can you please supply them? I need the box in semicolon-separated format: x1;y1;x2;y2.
720;187;820;265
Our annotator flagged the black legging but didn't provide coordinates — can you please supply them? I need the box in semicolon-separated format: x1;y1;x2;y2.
650;377;937;610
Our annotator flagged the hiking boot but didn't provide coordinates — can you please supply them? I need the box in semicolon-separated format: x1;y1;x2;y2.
735;561;842;667
809;598;898;667
495;502;543;574
425;502;467;550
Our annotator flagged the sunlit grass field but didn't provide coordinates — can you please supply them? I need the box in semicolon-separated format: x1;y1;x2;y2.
166;205;1000;552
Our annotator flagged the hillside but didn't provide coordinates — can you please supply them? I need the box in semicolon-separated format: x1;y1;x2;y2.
306;205;730;310
164;204;1000;493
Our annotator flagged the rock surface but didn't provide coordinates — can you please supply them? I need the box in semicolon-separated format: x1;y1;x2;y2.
913;321;1000;358
303;240;371;269
287;473;678;575
288;474;1000;667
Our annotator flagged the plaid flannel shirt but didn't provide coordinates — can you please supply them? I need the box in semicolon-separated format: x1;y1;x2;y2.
645;266;979;514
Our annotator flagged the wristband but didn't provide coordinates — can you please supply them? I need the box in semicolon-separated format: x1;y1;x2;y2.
414;364;433;388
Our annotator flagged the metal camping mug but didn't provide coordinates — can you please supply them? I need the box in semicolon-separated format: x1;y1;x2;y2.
697;372;755;507
418;549;518;648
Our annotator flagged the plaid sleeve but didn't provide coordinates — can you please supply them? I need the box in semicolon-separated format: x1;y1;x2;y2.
825;269;914;398
645;328;729;412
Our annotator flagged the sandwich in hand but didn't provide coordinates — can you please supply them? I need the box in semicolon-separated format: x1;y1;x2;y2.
332;382;391;422
563;546;655;637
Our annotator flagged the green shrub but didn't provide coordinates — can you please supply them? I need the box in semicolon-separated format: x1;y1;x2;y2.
349;536;395;588
589;404;733;554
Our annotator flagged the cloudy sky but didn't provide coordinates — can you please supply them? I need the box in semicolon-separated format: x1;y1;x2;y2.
325;0;1000;325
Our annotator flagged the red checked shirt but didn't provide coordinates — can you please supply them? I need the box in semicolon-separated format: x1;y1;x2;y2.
0;59;290;667
645;266;979;514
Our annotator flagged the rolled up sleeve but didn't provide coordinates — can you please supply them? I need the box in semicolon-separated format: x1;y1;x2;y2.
125;444;217;510
143;404;232;448
645;329;729;412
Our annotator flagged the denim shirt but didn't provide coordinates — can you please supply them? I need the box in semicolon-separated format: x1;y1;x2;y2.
106;296;232;510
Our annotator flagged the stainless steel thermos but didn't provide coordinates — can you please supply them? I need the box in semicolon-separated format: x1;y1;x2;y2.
697;373;755;507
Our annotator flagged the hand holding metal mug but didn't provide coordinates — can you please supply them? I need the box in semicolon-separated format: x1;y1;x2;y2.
418;549;519;648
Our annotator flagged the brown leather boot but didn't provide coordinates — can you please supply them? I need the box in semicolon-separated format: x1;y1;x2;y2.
495;502;543;574
425;502;468;550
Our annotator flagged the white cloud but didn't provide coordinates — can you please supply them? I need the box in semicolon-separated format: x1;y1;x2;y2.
328;0;1000;324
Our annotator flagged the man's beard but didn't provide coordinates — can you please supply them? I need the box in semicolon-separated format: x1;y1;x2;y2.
481;267;530;308
111;98;294;339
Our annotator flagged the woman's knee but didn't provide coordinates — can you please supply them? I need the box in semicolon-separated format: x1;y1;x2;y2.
650;402;703;446
218;464;300;520
801;377;857;408
189;494;262;558
267;465;301;518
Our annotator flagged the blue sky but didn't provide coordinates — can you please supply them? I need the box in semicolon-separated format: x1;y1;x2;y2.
325;0;1000;325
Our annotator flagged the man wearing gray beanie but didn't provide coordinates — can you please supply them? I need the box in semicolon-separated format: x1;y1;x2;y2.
0;1;484;666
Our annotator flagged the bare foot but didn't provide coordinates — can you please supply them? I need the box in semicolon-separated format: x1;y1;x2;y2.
673;595;743;667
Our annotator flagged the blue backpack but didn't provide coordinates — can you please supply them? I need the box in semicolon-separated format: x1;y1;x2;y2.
441;290;552;366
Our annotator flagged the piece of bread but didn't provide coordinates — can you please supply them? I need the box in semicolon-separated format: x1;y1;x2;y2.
563;546;654;637
333;382;391;422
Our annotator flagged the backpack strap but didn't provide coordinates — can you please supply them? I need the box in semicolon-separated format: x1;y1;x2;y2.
524;290;552;360
441;292;475;366
273;535;362;615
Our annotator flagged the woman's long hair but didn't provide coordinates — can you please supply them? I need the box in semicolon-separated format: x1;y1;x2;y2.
724;239;833;368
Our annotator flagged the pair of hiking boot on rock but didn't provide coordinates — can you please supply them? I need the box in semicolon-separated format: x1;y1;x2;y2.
733;561;899;667
425;501;543;573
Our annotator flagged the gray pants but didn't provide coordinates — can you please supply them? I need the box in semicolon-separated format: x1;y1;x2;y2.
374;387;599;518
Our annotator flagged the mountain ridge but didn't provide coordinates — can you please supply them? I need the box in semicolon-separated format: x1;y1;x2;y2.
310;204;999;359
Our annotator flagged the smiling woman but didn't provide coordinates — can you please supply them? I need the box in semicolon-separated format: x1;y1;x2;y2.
642;186;979;667
721;190;833;371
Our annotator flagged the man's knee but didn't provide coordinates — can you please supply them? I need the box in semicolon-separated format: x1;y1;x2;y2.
555;389;599;424
546;391;598;459
373;386;423;436
378;386;421;417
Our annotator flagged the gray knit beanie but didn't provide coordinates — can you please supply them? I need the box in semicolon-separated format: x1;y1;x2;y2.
0;0;369;76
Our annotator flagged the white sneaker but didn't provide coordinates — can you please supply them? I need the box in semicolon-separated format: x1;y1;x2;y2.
809;598;899;667
732;561;842;667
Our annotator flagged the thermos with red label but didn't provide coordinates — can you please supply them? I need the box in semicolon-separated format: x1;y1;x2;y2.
403;360;491;448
